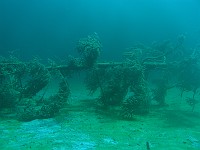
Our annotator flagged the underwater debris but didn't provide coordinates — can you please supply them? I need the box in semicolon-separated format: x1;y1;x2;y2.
152;78;168;106
1;33;200;122
186;97;198;111
146;141;151;150
121;80;150;119
86;65;129;107
84;56;150;119
0;56;70;121
17;78;70;121
77;33;102;67
177;57;200;98
21;59;50;99
0;56;26;109
85;68;105;95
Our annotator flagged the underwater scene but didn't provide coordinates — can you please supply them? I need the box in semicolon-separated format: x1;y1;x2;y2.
1;0;200;149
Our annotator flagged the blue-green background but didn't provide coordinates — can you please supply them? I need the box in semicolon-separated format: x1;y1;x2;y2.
0;0;200;60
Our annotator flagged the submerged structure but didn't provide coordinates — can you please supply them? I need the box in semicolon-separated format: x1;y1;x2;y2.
0;33;200;121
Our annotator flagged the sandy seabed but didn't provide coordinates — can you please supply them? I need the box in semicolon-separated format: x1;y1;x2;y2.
0;78;200;150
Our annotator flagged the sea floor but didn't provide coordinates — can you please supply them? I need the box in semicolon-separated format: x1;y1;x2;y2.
0;78;200;150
